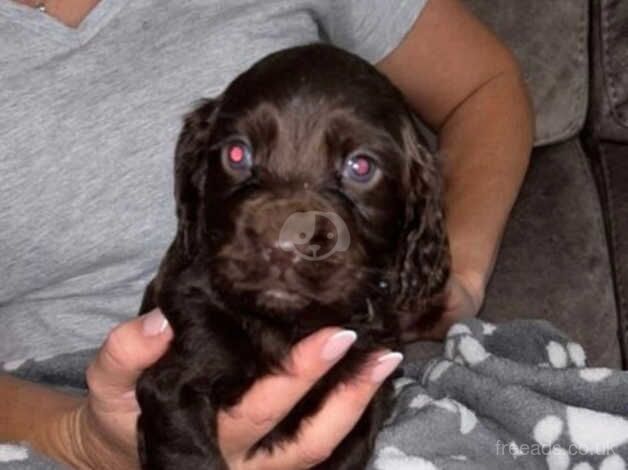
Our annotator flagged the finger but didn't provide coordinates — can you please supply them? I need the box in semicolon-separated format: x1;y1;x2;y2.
218;327;357;457
247;351;403;470
86;309;174;399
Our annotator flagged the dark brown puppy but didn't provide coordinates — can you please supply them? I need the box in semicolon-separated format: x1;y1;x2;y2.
136;44;449;470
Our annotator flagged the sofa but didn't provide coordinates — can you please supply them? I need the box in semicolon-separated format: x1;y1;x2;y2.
409;0;627;369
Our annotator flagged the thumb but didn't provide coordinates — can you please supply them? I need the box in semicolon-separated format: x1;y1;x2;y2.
87;309;174;398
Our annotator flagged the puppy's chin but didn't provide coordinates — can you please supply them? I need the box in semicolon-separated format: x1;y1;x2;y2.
256;289;311;311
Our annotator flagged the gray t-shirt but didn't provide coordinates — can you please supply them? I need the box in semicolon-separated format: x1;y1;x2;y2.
0;0;426;370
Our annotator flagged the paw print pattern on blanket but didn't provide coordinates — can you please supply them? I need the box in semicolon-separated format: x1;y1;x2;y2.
565;407;628;453
367;318;628;470
533;415;564;447
373;447;440;470
408;393;478;435
579;368;614;382
545;341;587;368
0;445;28;463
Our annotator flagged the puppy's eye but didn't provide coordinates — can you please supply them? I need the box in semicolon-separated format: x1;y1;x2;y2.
342;152;380;185
221;139;253;174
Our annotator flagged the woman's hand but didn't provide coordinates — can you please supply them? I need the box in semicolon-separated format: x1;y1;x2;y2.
378;0;533;345
60;310;401;470
217;329;401;469
68;309;175;469
399;272;485;342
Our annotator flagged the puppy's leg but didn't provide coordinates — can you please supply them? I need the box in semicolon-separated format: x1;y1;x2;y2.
136;351;234;470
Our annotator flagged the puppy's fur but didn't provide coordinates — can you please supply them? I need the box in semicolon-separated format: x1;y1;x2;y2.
136;44;449;470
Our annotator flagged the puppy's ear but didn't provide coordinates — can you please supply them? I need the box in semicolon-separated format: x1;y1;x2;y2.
395;112;450;325
173;98;221;259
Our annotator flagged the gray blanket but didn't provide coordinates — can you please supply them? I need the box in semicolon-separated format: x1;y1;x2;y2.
2;319;627;469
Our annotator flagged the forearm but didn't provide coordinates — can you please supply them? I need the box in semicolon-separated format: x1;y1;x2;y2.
0;374;87;468
439;65;534;297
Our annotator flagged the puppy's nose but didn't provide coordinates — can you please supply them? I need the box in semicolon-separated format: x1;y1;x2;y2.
262;243;300;267
244;195;341;265
276;238;295;252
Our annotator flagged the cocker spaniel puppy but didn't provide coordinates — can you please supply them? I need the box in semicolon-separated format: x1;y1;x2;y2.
136;44;449;470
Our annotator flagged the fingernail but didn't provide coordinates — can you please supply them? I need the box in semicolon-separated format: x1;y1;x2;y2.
370;352;404;383
321;330;358;361
142;309;169;336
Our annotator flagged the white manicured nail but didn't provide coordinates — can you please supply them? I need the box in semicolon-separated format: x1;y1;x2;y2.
321;330;358;361
371;352;404;383
142;309;169;336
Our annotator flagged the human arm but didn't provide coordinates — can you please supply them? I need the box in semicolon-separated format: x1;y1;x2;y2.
0;310;175;469
376;0;534;339
0;310;399;469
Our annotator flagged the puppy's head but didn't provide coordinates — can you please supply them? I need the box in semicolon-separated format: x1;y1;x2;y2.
172;44;449;328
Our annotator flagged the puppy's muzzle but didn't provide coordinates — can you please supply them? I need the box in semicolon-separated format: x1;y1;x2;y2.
242;194;345;265
216;192;351;309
